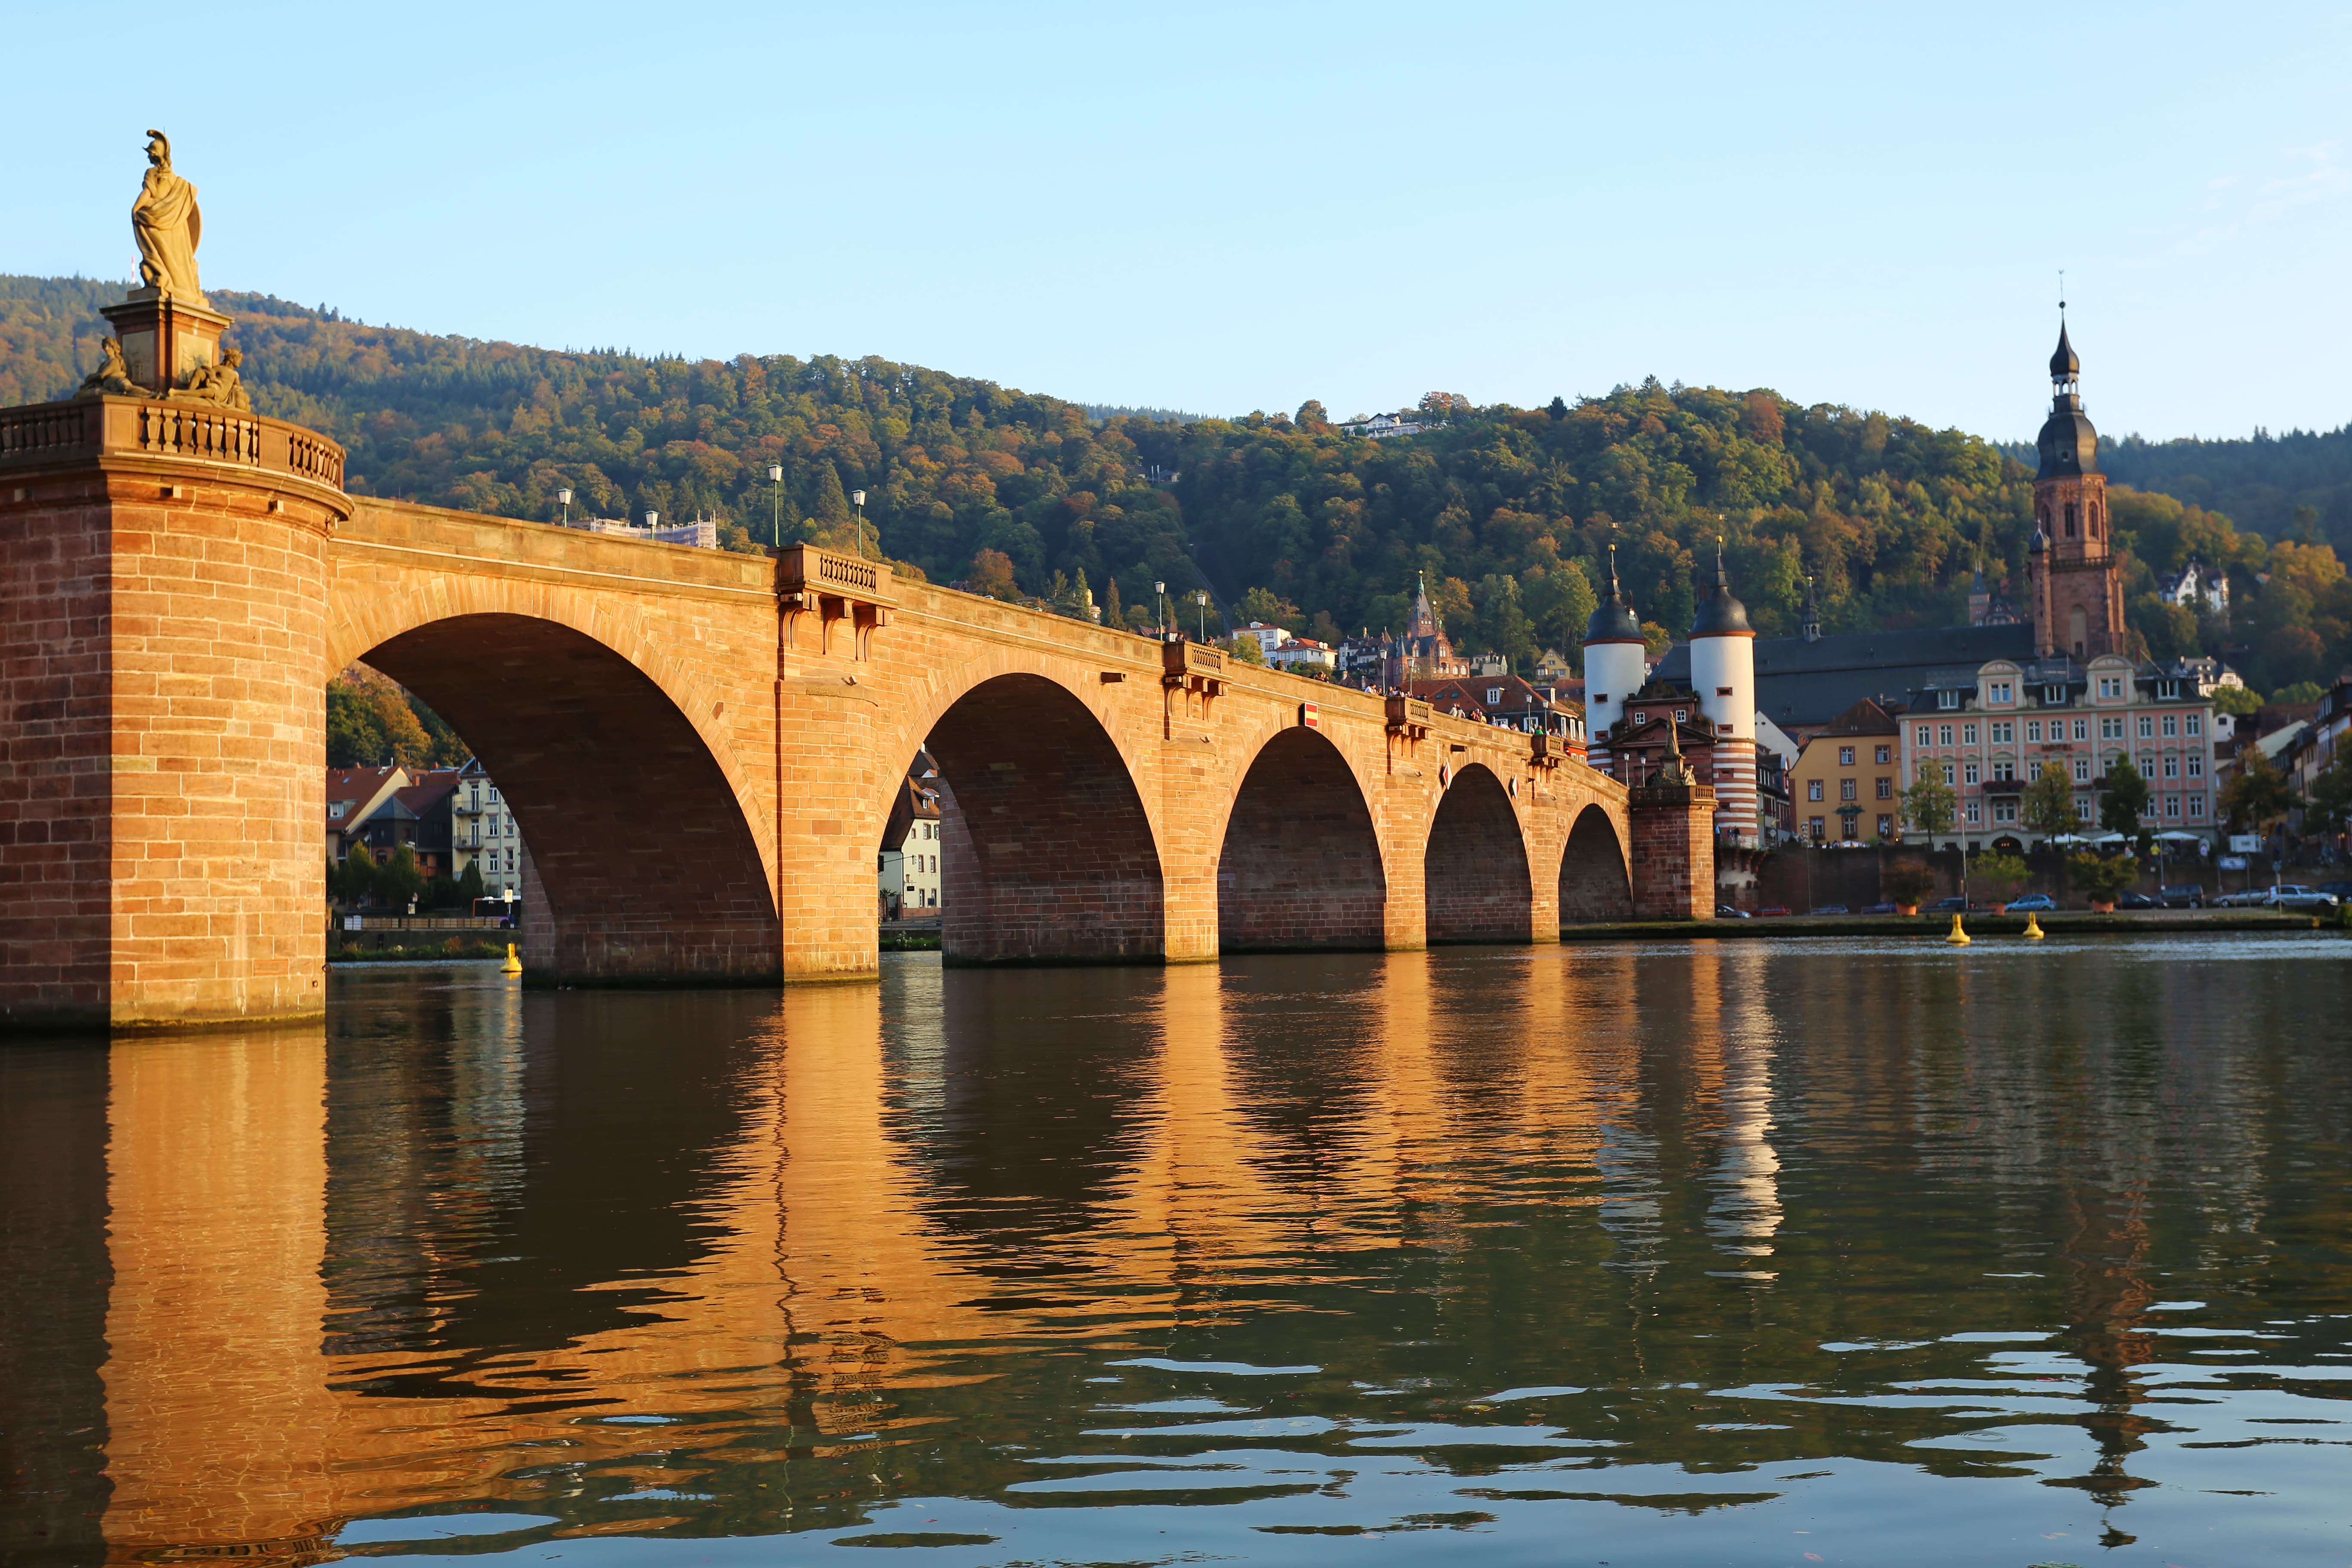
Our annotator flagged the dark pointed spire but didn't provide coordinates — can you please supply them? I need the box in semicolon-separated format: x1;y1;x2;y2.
2049;322;2079;383
1583;540;1643;644
1690;535;1752;637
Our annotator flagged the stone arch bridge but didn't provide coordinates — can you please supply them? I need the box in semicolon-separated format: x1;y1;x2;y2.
0;400;1713;1030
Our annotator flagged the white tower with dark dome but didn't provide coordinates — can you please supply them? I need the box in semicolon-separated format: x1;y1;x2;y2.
1688;544;1758;843
1581;544;1648;775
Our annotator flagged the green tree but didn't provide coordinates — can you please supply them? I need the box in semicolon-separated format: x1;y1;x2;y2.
1224;634;1265;665
1475;575;1536;673
1904;759;1957;838
1239;586;1296;628
964;548;1019;600
2099;755;2152;835
2209;684;2262;718
2021;760;2076;839
380;844;424;910
1102;574;1122;628
2219;749;2297;832
2068;851;2142;906
1973;851;2032;906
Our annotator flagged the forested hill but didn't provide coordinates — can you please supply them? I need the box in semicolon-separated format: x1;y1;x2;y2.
5;273;2347;695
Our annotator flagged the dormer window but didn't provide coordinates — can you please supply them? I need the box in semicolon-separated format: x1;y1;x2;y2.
2043;684;2066;704
1987;680;2013;704
329;802;348;820
1487;687;1504;705
1674;710;1688;723
1938;689;1961;710
1632;711;1646;726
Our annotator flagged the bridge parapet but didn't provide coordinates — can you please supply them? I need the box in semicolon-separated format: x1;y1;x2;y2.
0;395;346;507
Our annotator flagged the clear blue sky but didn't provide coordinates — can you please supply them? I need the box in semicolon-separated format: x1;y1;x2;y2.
6;3;2345;443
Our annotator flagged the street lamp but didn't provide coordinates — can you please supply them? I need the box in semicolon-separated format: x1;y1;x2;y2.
852;490;867;559
557;487;572;526
1154;580;1166;636
644;509;659;530
1195;590;1209;643
767;466;783;549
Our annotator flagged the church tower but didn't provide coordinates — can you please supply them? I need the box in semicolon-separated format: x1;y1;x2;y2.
1688;545;1758;845
2027;322;2125;660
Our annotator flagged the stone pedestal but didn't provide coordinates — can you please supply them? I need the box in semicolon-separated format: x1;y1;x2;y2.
100;290;230;395
0;396;348;1031
1629;779;1717;920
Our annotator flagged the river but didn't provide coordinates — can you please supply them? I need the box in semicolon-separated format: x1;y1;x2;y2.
3;936;2347;1567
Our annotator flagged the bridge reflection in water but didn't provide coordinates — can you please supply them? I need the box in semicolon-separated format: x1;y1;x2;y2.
3;939;2344;1565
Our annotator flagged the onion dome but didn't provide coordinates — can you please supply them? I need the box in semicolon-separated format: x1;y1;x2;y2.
1690;545;1752;637
2036;322;2099;480
1583;545;1643;643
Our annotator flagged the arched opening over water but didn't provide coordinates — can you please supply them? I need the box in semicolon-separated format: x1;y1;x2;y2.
1216;728;1386;952
355;613;779;981
1558;803;1635;924
1422;764;1534;943
921;673;1164;965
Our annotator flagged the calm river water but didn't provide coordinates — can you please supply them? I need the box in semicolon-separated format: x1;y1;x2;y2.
4;937;2349;1568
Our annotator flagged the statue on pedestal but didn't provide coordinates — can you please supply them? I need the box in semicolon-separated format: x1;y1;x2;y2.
132;129;204;303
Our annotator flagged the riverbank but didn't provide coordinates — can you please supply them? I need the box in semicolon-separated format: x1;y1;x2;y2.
1559;910;2333;941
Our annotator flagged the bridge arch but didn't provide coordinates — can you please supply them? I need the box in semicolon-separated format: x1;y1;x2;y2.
351;611;780;982
1214;726;1387;952
1557;802;1635;924
1423;763;1535;943
892;666;1165;965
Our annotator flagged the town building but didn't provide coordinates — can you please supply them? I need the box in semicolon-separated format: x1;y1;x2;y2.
1899;653;2218;849
326;765;408;863
1410;674;1586;750
2282;673;2352;818
455;758;524;894
879;753;945;917
1237;621;1291;659
348;768;462;882
1267;638;1338;675
1334;412;1428;440
1790;698;1906;845
2157;557;2230;618
1967;566;2021;627
570;511;720;548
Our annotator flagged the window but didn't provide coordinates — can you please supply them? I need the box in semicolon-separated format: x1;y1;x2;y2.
1877;815;1894;837
2186;713;2202;737
2187;754;2203;779
2188;796;2206;820
1839;745;1855;765
1993;800;2018;823
1632;711;1646;726
2027;720;2043;743
1988;680;2014;704
1808;816;1826;842
2043;684;2068;705
1990;722;2013;743
2140;754;2156;777
1963;724;1978;744
1841;778;1858;801
1487;687;1503;705
2072;718;2089;741
488;786;501;803
1941;761;1956;786
2162;714;2178;738
1873;745;1889;765
2159;680;2180;699
1808;779;1824;801
2165;796;2181;819
2073;756;2091;783
1964;762;1980;785
329;801;348;820
1966;801;1982;824
1916;724;1932;747
1991;761;2015;782
2077;799;2095;822
1937;689;1961;710
2163;755;2179;779
2098;677;2122;699
2100;716;2124;741
2138;715;2155;740
1938;724;1954;746
1877;776;1893;798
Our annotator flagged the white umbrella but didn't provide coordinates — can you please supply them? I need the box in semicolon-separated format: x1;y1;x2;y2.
2153;830;2204;842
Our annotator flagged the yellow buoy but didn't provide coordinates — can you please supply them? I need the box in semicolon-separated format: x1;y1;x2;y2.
502;942;523;975
2023;912;2045;940
1944;913;1971;946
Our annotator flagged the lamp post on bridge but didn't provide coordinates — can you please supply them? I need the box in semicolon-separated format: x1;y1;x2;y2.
768;466;783;549
556;487;572;526
852;490;867;560
1194;590;1208;644
1155;580;1165;637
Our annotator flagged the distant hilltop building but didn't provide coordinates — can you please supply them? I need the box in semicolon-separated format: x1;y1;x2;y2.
2156;556;2230;618
569;510;719;549
1335;412;1428;440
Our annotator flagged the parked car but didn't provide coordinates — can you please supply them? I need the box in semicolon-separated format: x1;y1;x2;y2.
2261;885;2342;912
1715;904;1754;919
2317;880;2352;900
2212;887;2263;908
1810;904;1850;916
1861;901;1898;915
2116;891;2158;909
2158;885;2206;908
2004;893;2056;912
1926;896;1971;913
1758;905;1791;916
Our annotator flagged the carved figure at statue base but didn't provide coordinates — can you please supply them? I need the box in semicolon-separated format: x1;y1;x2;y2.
132;129;204;303
177;348;250;410
77;336;150;398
